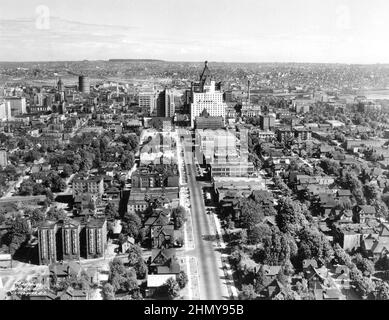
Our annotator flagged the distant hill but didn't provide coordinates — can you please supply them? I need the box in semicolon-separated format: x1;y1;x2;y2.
108;59;165;63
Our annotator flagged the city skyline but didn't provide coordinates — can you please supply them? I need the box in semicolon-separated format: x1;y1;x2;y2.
1;0;389;64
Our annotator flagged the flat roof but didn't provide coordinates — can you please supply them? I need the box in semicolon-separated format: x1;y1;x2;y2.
147;274;175;287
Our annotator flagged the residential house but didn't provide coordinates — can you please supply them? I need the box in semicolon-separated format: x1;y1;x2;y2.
333;265;351;290
362;223;389;261
49;261;82;283
353;205;376;224
151;225;175;249
148;248;180;275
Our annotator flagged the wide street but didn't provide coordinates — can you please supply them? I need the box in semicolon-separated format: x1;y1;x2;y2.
180;130;229;300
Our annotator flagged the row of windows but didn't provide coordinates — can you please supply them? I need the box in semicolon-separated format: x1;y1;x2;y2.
129;204;147;211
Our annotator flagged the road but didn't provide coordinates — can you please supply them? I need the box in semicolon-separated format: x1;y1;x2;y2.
182;133;228;300
1;175;28;199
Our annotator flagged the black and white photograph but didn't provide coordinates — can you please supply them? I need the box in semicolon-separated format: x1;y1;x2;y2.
1;0;389;305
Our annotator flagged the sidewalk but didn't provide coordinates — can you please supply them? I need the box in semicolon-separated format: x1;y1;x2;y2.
206;209;239;300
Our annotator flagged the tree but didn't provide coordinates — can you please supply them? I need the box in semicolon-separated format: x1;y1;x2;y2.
19;180;34;196
17;138;29;150
360;133;369;140
177;271;188;289
121;151;135;170
134;259;147;279
24;150;40;163
364;182;381;205
32;182;46;196
30;208;45;226
105;202;119;220
253;265;272;294
273;176;292;196
172;206;187;230
164;278;180;300
48;174;67;192
122;213;142;238
45;189;54;202
239;284;257;300
320;158;341;175
7;217;30;255
333;243;353;267
340;171;365;205
247;223;272;245
257;231;293;266
128;244;143;266
47;207;67;221
61;164;73;178
353;275;376;298
375;282;389;300
239;198;264;230
353;253;375;276
276;197;309;236
108;258;139;293
102;283;115;300
295;279;313;300
297;228;334;265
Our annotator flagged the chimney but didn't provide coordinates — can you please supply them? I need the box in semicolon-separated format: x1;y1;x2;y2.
247;80;251;105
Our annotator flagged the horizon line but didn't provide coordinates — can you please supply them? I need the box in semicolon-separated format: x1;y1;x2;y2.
1;59;389;66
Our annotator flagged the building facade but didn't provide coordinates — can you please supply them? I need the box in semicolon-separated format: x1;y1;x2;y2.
72;176;104;198
156;89;175;118
5;97;27;116
260;114;276;131
38;222;58;265
78;76;90;95
139;91;156;115
61;220;81;261
0;101;12;120
190;62;227;128
0;149;7;167
85;219;107;259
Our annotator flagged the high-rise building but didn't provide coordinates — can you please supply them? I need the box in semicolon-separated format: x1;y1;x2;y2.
57;78;64;93
85;219;107;259
37;221;58;265
139;91;156;114
195;128;254;177
0;101;11;120
259;114;275;131
0;150;8;167
31;93;44;106
5;97;26;116
156;89;175;117
190;61;227;128
37;218;107;265
78;76;90;94
61;219;81;261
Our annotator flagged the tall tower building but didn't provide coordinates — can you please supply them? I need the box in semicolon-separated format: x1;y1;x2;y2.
5;97;26;116
190;61;227;128
57;78;64;93
0;149;8;167
138;91;156;115
0;101;11;120
85;219;107;259
260;114;275;131
79;76;90;94
156;89;175;117
37;221;58;265
55;79;65;103
61;219;81;261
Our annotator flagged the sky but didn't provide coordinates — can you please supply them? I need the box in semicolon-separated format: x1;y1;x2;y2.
1;0;389;63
